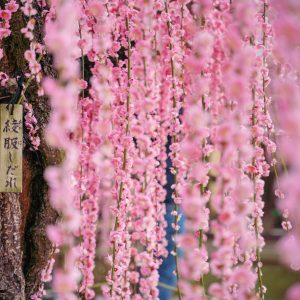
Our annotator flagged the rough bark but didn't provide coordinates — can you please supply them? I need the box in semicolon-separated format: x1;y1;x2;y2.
0;2;60;299
0;193;25;299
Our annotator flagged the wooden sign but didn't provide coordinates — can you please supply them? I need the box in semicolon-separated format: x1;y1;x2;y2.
0;104;23;193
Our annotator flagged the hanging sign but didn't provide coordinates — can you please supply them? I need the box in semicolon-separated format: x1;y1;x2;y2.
0;104;23;193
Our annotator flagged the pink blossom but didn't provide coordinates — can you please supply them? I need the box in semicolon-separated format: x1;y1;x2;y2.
6;0;19;12
229;266;256;291
282;221;292;231
24;102;40;150
0;10;12;21
0;28;11;39
24;49;36;61
21;2;37;16
0;72;9;86
278;234;300;271
286;284;300;300
53;269;79;294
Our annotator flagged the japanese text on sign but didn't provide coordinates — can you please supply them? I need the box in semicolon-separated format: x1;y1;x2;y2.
0;104;23;192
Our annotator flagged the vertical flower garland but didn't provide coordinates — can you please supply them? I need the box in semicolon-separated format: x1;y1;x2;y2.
208;2;240;298
271;0;300;274
105;1;135;298
79;0;115;267
74;1;111;298
178;2;213;298
207;1;262;299
128;1;167;298
152;0;170;272
247;1;276;297
43;0;81;299
159;0;186;298
76;95;100;299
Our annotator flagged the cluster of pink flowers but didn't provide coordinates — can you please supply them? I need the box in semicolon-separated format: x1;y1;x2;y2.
0;0;19;86
24;102;40;150
72;3;116;288
31;249;57;300
3;0;296;299
20;0;45;97
202;3;258;299
127;2;171;299
271;0;300;281
42;0;81;299
0;0;18;40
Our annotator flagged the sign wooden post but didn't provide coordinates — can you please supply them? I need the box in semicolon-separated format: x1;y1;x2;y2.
0;104;23;193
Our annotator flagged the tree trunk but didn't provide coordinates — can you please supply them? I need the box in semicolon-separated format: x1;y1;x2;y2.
0;3;60;299
0;193;25;299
